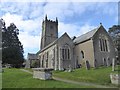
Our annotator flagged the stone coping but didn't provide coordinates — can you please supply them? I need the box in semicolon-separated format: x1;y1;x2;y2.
32;68;53;72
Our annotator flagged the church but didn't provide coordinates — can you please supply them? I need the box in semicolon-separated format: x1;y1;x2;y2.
28;15;116;70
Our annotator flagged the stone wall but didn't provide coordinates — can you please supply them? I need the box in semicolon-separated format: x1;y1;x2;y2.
74;39;94;67
93;26;116;67
57;33;75;70
39;44;58;70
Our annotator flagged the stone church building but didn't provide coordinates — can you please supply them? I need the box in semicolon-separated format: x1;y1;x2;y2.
28;16;116;70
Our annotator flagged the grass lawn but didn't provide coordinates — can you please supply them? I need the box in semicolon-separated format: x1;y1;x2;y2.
53;66;120;86
2;68;95;88
111;65;120;74
0;73;2;89
24;68;33;72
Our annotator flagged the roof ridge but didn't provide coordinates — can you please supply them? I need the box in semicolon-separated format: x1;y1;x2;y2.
38;32;71;53
76;27;98;39
73;25;101;44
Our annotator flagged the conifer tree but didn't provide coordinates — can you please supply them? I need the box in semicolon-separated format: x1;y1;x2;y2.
1;19;24;67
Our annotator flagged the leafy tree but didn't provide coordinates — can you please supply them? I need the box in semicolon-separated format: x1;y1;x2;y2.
108;25;120;64
1;19;24;67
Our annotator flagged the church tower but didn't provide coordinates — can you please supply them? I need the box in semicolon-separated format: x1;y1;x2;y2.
40;15;58;49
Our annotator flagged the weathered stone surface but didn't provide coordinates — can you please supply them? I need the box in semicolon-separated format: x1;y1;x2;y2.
32;68;53;80
112;58;115;71
110;73;120;85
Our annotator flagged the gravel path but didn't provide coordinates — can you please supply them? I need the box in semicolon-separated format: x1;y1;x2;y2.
52;77;115;88
20;69;117;88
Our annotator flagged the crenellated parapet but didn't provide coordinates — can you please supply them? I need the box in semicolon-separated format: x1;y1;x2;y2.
42;15;58;25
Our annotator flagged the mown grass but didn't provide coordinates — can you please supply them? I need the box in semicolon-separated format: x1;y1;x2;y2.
112;65;120;74
0;73;2;89
2;68;95;88
24;68;33;72
53;66;120;86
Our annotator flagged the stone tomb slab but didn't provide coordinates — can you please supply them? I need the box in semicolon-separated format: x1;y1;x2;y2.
32;68;53;80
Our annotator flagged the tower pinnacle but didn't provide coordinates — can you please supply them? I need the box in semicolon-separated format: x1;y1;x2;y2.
56;17;58;25
45;14;47;20
56;17;58;22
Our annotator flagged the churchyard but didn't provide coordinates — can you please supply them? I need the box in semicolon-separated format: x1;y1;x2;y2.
53;66;120;86
2;65;120;88
2;68;95;88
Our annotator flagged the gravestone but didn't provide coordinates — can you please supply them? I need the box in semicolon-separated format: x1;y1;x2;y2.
112;58;115;71
85;60;90;70
68;65;72;72
110;73;120;85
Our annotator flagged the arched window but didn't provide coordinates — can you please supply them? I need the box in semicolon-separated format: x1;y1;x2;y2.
99;38;103;51
61;45;70;60
99;36;109;52
105;40;108;52
80;51;84;59
46;52;49;68
42;55;44;68
39;56;41;67
41;59;44;68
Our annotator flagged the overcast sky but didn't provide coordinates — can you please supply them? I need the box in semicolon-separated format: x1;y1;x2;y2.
0;0;118;59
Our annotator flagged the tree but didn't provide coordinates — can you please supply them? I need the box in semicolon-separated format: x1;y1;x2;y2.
1;19;24;67
108;25;120;64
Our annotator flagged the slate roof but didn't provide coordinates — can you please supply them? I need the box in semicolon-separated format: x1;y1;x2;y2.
27;53;38;60
37;25;103;54
73;25;101;44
